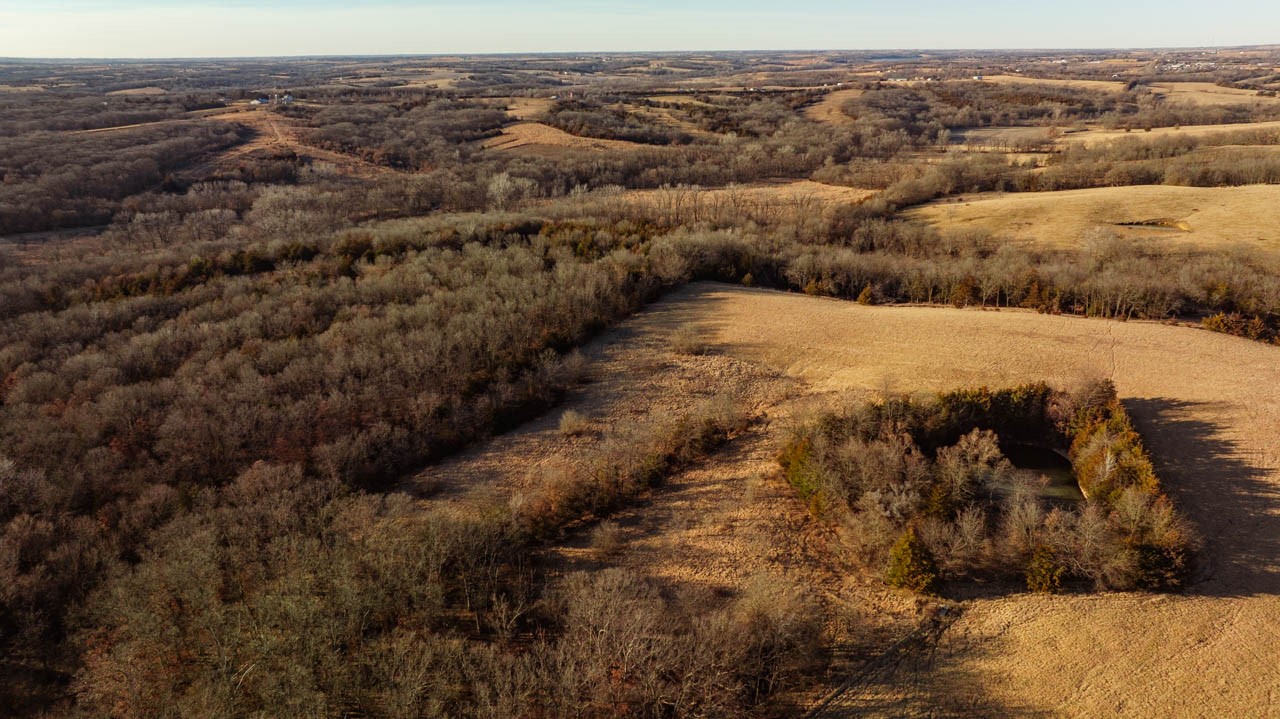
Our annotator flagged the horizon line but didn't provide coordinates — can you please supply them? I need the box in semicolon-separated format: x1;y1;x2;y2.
2;43;1277;62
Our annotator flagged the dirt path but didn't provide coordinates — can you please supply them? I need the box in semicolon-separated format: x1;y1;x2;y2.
197;108;399;179
69;119;186;135
67;106;398;179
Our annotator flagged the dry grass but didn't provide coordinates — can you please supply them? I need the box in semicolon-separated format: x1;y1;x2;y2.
804;87;865;125
558;409;592;437
669;324;710;355
905;184;1280;252
481;121;644;153
588;520;626;560
662;283;1280;718
620;180;875;208
980;74;1130;93
1150;81;1280;106
106;86;168;96
405;281;1280;715
949;126;1057;152
621;103;712;137
201;107;400;178
1059;119;1280;147
504;97;554;120
647;94;716;108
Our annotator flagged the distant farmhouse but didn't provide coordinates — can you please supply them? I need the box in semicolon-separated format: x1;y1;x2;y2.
250;93;295;106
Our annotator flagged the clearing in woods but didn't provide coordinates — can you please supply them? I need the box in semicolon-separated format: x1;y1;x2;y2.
62;105;397;178
1058;119;1280;147
1149;81;1280;106
979;74;1130;93
804;87;865;125
406;282;1280;717
481;121;646;153
613;180;875;209
905;184;1280;252
198;107;400;178
503;97;554;120
105;86;168;96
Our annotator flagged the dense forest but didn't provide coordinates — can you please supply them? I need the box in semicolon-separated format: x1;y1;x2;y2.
2;49;1279;717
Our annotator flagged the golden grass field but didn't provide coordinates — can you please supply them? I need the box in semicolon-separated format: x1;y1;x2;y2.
1059;119;1280;147
618;179;875;207
906;184;1280;252
503;96;553;120
1150;81;1280;106
981;74;1129;93
482;121;644;153
409;282;1280;716
804;87;865;125
105;86;168;96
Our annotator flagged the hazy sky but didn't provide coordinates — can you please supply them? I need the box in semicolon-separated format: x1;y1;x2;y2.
1;1;1277;58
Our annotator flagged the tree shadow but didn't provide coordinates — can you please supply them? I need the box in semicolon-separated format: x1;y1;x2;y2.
808;611;1053;718
1124;397;1280;597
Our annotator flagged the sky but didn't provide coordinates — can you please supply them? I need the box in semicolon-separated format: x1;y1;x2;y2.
0;0;1277;58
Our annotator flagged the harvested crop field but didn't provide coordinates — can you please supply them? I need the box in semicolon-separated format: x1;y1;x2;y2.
906;184;1280;251
482;121;644;153
406;282;1280;716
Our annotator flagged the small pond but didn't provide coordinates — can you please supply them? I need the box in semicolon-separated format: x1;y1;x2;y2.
997;443;1084;503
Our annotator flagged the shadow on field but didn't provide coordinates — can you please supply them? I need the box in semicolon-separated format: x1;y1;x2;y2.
809;618;1053;719
1125;397;1280;597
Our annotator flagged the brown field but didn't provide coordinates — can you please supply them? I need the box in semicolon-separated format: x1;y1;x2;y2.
481;120;645;153
1151;81;1280;106
410;282;1280;716
981;74;1130;93
105;86;168;96
906;184;1280;251
804;87;865;125
504;96;554;120
618;180;874;207
1060;119;1280;147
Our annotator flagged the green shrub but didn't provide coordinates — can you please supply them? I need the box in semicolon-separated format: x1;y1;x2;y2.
1026;544;1065;593
885;525;939;594
777;436;827;513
